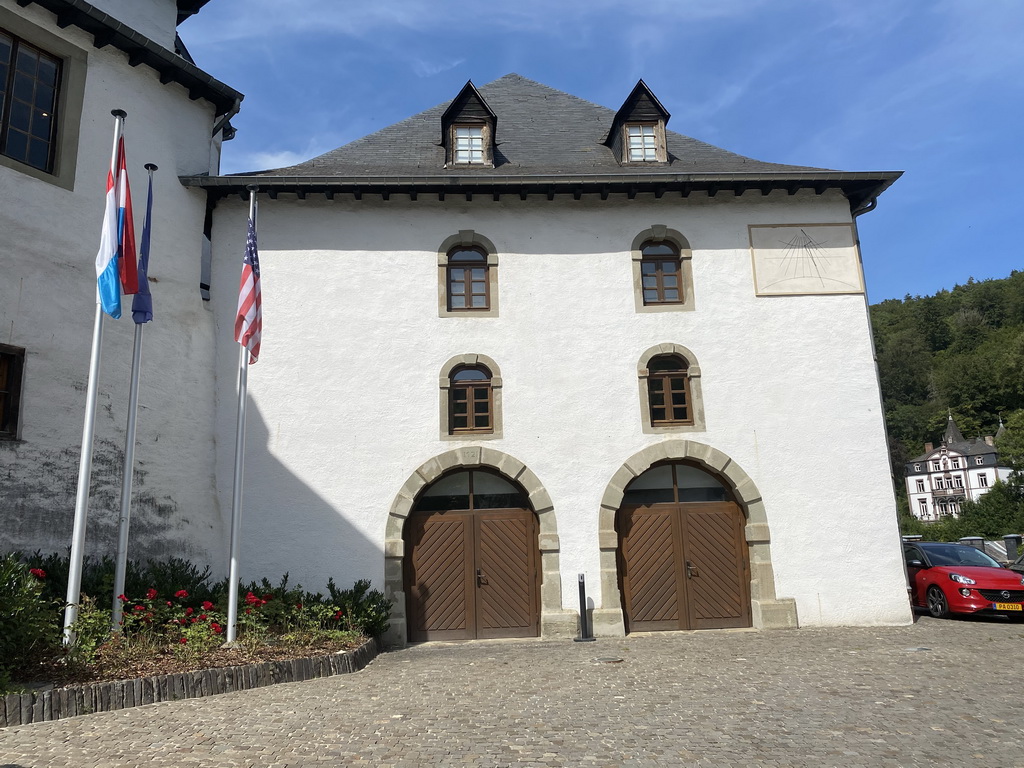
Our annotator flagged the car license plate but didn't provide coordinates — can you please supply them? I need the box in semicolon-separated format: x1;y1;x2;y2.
994;602;1022;611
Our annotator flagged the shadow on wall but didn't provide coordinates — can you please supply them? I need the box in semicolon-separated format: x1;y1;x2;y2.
227;400;383;591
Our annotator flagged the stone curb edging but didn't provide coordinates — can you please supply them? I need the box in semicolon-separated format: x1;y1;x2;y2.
1;636;383;728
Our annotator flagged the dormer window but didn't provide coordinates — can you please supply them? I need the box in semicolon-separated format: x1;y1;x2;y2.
454;125;484;164
441;81;496;168
626;124;659;162
605;80;670;166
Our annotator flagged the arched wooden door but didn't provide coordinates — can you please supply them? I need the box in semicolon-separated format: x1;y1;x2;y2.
618;462;751;632
404;470;539;642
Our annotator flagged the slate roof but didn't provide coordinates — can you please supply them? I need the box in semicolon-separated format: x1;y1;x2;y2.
250;74;828;178
182;74;900;208
907;417;1002;463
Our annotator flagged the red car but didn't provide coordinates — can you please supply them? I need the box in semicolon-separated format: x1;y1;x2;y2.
903;541;1024;619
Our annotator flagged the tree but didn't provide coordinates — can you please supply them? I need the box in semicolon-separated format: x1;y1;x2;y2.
954;477;1024;539
996;409;1024;471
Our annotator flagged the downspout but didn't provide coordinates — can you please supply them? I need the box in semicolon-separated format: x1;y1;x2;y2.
212;98;242;138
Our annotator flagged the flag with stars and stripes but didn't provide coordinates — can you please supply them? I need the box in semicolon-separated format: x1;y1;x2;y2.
234;215;262;363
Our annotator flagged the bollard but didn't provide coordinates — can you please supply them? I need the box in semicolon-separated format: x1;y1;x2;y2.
573;573;596;643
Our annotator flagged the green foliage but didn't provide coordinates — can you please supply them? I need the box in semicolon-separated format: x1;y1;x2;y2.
996;410;1024;471
872;271;1024;459
326;578;392;637
68;595;113;666
0;554;59;684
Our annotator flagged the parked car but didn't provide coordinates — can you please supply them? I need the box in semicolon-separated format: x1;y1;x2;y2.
903;541;1024;619
1010;551;1024;575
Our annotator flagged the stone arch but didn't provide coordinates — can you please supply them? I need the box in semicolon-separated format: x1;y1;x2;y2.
637;342;706;433
382;447;576;647
592;440;798;637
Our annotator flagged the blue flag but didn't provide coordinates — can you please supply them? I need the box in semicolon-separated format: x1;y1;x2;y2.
131;172;154;324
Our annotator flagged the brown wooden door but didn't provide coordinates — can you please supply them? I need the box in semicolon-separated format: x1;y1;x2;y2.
619;502;750;632
406;508;538;642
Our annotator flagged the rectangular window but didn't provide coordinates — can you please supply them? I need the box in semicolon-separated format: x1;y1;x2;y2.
979;473;988;487
951;459;960;469
454;126;483;164
0;344;25;440
915;480;925;493
626;124;657;162
932;461;941;471
975;457;984;466
1;28;61;172
953;476;963;488
917;498;927;517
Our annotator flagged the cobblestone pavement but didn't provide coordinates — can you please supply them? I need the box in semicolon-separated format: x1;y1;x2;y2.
3;616;1024;767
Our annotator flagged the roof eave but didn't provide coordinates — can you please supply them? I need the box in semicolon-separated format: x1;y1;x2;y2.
180;170;902;210
20;0;242;114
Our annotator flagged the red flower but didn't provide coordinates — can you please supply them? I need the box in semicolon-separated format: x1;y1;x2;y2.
175;589;189;599
245;608;252;615
262;593;273;602
202;601;214;610
334;610;343;620
117;594;128;602
244;591;260;606
185;607;194;616
166;601;172;607
134;605;145;612
199;614;208;620
29;568;46;580
146;588;158;600
295;603;303;611
211;622;223;634
178;637;188;644
191;617;198;623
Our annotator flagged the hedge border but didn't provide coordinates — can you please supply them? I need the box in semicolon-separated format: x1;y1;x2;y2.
1;637;382;728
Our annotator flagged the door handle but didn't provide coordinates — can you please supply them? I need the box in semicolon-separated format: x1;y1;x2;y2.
685;560;699;578
476;568;488;586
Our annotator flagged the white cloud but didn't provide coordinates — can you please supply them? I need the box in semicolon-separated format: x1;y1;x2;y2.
411;57;466;78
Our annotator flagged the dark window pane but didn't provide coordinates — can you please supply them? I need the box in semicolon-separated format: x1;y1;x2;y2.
651;407;665;421
664;289;679;302
31;111;52;140
648;379;664;392
450;283;465;295
453;402;467;415
473;388;488;401
452;414;468;428
474;414;489;428
669;377;687;390
471;281;486;293
640;261;657;274
641;242;677;258
471;295;486;307
642;275;657;289
672;406;688;421
449;267;464;280
27;138;48;170
36;55;57;84
450;295;465;308
13;70;34;101
470;267;486;279
453;367;488;382
643;289;658;302
4;130;28;162
15;46;38;74
649;356;686;373
449;248;485;263
10;99;30;130
649;392;664;407
474;491;528;509
662;274;678;288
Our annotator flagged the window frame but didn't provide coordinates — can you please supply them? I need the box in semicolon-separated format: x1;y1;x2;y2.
437;231;499;318
0;29;61;173
439;353;503;440
0;343;25;441
631;227;694;313
446;246;490;312
448;365;493;435
446;121;494;167
637;343;705;433
0;10;85;189
623;121;666;164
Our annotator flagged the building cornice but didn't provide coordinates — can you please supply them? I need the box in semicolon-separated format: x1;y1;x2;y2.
180;170;902;211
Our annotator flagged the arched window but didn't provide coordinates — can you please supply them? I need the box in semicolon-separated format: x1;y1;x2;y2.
437;231;499;318
630;227;694;313
637;344;705;433
450;365;492;434
639;241;683;305
447;247;489;311
439;354;503;440
646;355;692;425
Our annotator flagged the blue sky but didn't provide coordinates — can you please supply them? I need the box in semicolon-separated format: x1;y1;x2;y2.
180;0;1023;303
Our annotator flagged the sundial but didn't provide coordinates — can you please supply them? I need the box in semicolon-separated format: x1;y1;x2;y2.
749;223;864;296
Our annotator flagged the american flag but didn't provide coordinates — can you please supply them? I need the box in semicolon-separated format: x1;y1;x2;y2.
234;215;262;363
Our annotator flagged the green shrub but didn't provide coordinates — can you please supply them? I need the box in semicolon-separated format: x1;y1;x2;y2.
327;578;392;637
0;554;60;684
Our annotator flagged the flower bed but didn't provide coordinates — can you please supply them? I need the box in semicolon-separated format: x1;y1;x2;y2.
0;636;382;728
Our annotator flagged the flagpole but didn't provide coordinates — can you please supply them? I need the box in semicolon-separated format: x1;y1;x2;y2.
64;109;126;645
112;162;158;630
226;186;257;643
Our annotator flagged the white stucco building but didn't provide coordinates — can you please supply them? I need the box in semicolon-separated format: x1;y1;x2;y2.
2;0;913;644
905;417;1013;521
186;76;912;643
0;0;239;564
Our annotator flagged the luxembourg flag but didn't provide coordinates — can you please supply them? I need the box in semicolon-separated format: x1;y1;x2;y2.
95;134;138;318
